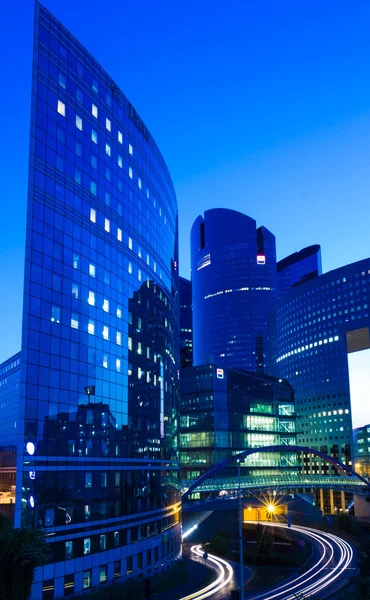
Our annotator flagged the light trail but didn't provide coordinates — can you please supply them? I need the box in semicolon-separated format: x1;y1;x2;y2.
248;522;354;600
179;544;234;600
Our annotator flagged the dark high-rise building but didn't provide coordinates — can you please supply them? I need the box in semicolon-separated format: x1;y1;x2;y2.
191;208;277;373
277;245;322;299
179;365;296;484
270;258;370;511
179;277;193;368
3;3;181;597
353;424;370;477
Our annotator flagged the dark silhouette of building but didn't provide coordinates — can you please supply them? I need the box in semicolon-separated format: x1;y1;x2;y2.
277;245;322;298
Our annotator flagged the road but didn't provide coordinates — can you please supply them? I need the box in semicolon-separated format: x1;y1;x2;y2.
182;522;356;600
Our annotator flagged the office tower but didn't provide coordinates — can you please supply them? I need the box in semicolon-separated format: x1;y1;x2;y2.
277;245;322;299
353;424;370;477
179;277;193;368
191;208;277;372
4;3;181;597
270;258;370;511
179;365;296;483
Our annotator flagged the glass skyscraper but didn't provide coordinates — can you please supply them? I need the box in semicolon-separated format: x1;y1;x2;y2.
6;3;181;598
270;258;370;511
191;208;277;372
179;277;193;368
277;245;322;299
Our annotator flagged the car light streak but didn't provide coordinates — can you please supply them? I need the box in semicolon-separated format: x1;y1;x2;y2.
248;522;353;600
179;544;233;600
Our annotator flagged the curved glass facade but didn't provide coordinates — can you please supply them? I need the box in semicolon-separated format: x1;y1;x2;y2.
270;258;370;467
277;245;322;299
16;3;180;598
191;208;277;372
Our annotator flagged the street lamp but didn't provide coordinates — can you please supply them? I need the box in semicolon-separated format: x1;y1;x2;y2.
237;458;245;600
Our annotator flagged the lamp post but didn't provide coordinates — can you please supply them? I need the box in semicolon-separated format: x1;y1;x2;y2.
238;459;245;600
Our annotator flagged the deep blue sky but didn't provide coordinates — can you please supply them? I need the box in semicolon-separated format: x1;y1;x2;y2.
2;0;370;366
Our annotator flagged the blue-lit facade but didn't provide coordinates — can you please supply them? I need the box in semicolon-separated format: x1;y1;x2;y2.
353;424;370;477
179;365;297;485
179;277;193;368
270;259;370;467
191;209;277;372
277;245;322;299
14;3;181;598
0;354;20;518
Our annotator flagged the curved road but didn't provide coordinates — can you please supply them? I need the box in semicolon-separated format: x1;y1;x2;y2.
182;522;355;600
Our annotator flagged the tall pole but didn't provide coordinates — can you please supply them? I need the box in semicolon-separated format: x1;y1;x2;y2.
238;460;245;600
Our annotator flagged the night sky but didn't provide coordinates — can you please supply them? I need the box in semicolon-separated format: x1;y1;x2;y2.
1;1;370;425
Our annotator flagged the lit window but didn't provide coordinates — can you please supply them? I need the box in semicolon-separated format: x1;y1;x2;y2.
76;115;82;130
128;262;133;274
92;104;98;118
129;143;133;155
146;254;150;265
89;263;96;277
102;326;109;340
116;359;121;372
106;118;111;131
128;237;133;250
118;131;123;144
103;299;109;312
51;306;60;323
84;539;91;555
57;100;65;116
138;177;142;189
73;254;79;269
83;571;92;590
117;307;122;318
116;331;121;345
138;342;142;354
59;73;66;88
105;143;111;157
103;355;108;369
100;535;106;551
128;337;132;351
138;269;142;281
90;181;97;195
90;208;96;223
91;129;98;144
71;314;79;329
88;320;95;335
88;291;95;306
129;166;133;179
92;78;98;93
118;155;122;168
104;218;110;232
154;262;157;273
72;284;79;299
146;188;150;199
117;228;122;241
91;155;97;169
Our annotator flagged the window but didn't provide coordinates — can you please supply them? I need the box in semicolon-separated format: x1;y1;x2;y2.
128;237;133;250
129;166;133;179
138;269;142;281
88;291;95;306
100;566;107;584
117;228;122;241
100;534;106;551
103;326;109;340
128;262;133;274
116;359;121;372
127;556;133;575
75;115;82;130
92;104;98;118
105;192;110;206
114;531;120;547
57;100;65;116
118;155;122;168
71;314;79;329
91;155;98;169
90;181;97;195
75;141;82;156
51;306;60;323
65;541;73;560
103;354;108;369
104;218;110;232
92;78;98;93
106;118;111;131
105;143;111;157
138;177;142;189
83;538;91;555
90;208;96;223
83;571;92;590
116;331;121;345
118;131;123;144
88;320;95;335
76;87;83;103
75;169;81;184
64;575;74;597
91;129;98;144
117;307;122;318
59;73;66;88
129;143;133;155
101;472;107;487
114;560;121;579
73;254;80;269
103;299;109;312
89;263;96;277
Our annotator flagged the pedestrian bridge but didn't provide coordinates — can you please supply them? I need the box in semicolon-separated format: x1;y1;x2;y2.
181;445;370;499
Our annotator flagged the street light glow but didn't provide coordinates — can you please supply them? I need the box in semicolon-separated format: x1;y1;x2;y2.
267;503;276;513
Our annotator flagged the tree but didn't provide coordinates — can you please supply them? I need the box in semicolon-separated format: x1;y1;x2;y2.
0;513;51;600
